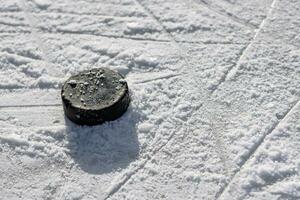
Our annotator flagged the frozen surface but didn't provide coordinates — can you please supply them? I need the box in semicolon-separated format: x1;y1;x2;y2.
0;0;299;199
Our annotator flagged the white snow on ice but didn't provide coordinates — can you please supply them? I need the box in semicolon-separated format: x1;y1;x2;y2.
0;0;299;199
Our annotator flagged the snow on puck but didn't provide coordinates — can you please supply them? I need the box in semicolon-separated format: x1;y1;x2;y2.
61;68;130;125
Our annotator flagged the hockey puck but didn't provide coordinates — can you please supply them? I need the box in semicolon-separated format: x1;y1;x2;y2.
61;68;130;126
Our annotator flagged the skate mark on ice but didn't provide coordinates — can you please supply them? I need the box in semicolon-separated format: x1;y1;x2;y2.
0;30;247;45
134;73;182;84
0;104;61;109
210;0;278;95
104;159;148;200
17;0;67;80
104;122;184;200
0;20;26;27
207;113;234;179
189;0;257;29
216;99;299;200
18;0;53;65
53;28;170;43
22;10;147;21
133;0;194;74
219;0;237;5
2;50;42;61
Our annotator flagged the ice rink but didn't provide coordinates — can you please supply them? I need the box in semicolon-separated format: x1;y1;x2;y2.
0;0;299;199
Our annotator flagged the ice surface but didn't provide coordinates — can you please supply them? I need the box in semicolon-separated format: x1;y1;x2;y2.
0;0;299;199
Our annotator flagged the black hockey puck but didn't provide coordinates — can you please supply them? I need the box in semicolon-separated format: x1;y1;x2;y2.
61;68;130;126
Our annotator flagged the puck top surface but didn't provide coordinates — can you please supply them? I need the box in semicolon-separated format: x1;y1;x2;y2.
62;68;128;110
